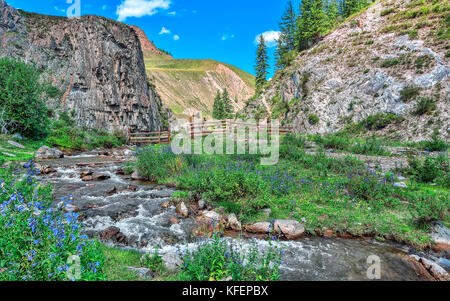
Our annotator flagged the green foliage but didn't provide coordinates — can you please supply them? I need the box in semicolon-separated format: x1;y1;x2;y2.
212;89;234;120
46;112;126;150
275;1;297;70
296;0;328;50
342;0;370;18
400;86;421;102
351;136;389;156
362;113;405;130
141;250;165;275
408;155;448;183
308;114;319;125
381;58;401;67
0;58;49;139
409;191;449;223
179;232;282;281
413;98;436;115
255;35;270;92
0;164;106;281
424;131;448;152
136;145;184;182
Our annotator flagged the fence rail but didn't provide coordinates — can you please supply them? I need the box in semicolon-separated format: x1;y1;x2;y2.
128;120;293;145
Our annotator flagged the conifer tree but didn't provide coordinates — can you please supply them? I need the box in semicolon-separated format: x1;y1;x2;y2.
255;35;269;92
275;0;297;70
296;0;327;51
221;88;234;119
324;0;341;28
212;90;223;120
342;0;368;18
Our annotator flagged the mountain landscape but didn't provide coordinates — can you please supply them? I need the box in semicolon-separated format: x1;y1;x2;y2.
131;25;255;118
0;0;448;285
245;0;449;141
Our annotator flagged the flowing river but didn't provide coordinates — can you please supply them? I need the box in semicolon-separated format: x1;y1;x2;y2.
36;152;447;281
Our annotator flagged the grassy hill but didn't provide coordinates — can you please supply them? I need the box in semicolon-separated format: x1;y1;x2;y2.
135;30;255;118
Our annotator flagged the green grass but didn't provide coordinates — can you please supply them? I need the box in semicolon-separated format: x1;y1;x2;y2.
0;135;44;163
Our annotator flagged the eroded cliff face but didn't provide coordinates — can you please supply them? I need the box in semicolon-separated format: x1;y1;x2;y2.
246;0;449;141
0;0;162;132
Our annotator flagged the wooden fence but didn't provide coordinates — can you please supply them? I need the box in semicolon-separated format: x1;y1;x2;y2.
128;120;293;145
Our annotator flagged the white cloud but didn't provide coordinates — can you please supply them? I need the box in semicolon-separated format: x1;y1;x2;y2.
168;11;176;15
254;31;281;48
173;34;180;41
159;27;171;35
221;34;235;41
116;0;171;22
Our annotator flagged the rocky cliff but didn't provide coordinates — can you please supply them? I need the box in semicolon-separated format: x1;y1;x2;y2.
0;0;163;132
245;0;449;141
132;26;255;118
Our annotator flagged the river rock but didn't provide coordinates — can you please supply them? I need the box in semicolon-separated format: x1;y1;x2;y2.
92;174;111;181
99;226;128;244
123;150;133;157
82;176;94;182
176;202;189;218
162;253;183;272
7;140;24;149
126;267;153;280
35;146;64;159
200;210;222;224
131;171;146;181
246;222;272;234
80;170;93;177
394;182;408;188
228;213;242;231
274;220;306;240
431;222;450;252
198;199;206;210
419;257;449;281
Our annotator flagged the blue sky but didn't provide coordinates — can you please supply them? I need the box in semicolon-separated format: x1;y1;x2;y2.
7;0;299;77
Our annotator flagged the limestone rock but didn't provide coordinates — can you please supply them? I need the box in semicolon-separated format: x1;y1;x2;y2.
228;213;242;231
161;253;183;272
35;146;64;160
246;222;272;234
7;140;24;149
274;220;306;240
394;182;408;188
176;202;189;218
126;267;153;280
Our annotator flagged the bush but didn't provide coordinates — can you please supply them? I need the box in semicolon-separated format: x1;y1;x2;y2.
400;86;421;102
0;163;106;281
362;113;404;130
179;232;282;281
0;58;49;139
408;156;444;183
424;131;447;152
308;114;319;125
141;250;165;275
413;98;436;115
351;137;388;156
409;191;449;223
136;145;184;182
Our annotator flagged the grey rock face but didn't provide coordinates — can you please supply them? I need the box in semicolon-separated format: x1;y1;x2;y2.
162;253;183;272
0;0;162;132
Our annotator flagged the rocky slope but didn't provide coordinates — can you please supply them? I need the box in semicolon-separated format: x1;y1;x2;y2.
245;0;449;141
132;26;255;118
0;0;164;132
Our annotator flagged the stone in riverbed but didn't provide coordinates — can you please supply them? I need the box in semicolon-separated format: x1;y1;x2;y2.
35;146;64;159
228;213;241;231
246;222;272;234
99;226;128;244
176;202;189;218
198;199;206;210
199;210;222;224
161;253;183;272
274;220;305;240
126;267;153;280
91;174;111;181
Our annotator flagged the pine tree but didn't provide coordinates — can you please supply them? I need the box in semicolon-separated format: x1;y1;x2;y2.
255;35;269;92
221;88;234;119
212;90;223;120
324;0;341;28
275;0;297;70
296;0;327;51
342;0;368;18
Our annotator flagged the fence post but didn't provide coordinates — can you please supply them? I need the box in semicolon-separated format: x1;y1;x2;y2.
168;130;171;145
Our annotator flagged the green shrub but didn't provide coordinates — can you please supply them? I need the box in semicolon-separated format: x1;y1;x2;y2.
424;131;448;152
362;113;405;130
0;163;106;281
409;156;442;183
141;250;165;275
413;98;436;115
0;58;49;139
409;191;449;223
351;137;388;156
136;145;184;182
308;114;319;125
400;86;421;102
179;232;282;281
381;58;400;67
282;133;307;149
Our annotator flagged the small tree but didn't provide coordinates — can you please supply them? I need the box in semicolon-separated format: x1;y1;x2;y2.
212;90;223;120
296;0;327;51
276;1;297;70
0;58;49;139
221;88;234;119
255;35;269;93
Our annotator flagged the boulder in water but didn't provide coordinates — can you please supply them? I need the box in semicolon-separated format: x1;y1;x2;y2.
274;220;305;240
246;222;272;234
36;146;64;159
228;213;241;231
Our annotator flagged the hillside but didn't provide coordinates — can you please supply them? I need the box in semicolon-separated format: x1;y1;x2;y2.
131;26;255;118
245;0;449;142
0;0;164;132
